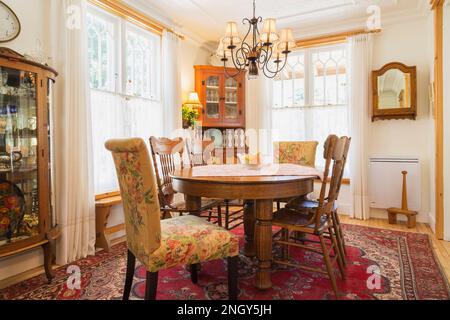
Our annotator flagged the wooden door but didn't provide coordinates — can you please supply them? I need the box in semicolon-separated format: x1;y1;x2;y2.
200;72;223;126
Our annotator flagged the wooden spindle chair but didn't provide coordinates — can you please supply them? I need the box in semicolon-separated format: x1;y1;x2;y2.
149;136;221;218
272;135;347;298
185;139;244;230
286;137;351;264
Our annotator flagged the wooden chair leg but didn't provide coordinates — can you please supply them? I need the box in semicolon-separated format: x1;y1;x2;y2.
329;227;345;280
42;242;54;284
217;205;223;227
190;263;199;284
277;201;281;211
334;211;347;256
332;211;346;266
225;201;230;230
123;250;136;300
145;271;159;300
281;229;289;262
227;256;238;300
319;235;339;299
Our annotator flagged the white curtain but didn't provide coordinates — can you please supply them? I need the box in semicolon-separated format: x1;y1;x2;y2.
246;76;274;157
347;34;373;220
90;90;163;193
50;0;96;264
162;30;182;137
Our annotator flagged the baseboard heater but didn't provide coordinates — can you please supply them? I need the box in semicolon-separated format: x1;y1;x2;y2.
368;157;421;211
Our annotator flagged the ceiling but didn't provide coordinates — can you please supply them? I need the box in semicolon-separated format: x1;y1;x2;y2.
129;0;427;47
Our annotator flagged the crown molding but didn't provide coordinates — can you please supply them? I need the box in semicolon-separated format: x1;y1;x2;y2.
123;0;214;52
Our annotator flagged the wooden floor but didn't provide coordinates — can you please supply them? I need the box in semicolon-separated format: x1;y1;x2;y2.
1;216;450;290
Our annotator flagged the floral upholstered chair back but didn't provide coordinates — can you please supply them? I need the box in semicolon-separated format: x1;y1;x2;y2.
105;138;162;262
274;141;319;167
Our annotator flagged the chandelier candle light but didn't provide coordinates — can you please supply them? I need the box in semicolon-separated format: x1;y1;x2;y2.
217;0;296;79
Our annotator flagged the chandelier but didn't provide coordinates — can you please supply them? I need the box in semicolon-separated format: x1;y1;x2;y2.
217;0;296;79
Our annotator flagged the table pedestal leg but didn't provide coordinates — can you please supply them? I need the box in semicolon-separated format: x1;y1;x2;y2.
255;199;273;290
185;195;201;216
243;200;256;257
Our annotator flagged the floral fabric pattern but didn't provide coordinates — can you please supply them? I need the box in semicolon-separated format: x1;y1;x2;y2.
274;141;319;167
107;138;163;266
146;215;239;272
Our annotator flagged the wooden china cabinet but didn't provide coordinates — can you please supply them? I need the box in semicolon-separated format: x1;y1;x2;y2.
194;65;246;128
0;48;59;283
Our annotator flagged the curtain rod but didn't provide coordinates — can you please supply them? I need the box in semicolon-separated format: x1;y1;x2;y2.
88;0;185;40
295;28;381;49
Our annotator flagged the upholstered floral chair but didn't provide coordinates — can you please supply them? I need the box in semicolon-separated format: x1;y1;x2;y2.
273;141;319;168
273;141;319;209
105;138;239;300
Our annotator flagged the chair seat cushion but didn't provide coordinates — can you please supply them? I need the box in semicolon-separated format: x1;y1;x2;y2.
272;208;329;233
145;215;239;272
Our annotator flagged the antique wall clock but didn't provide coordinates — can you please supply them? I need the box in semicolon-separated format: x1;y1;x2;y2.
0;1;21;43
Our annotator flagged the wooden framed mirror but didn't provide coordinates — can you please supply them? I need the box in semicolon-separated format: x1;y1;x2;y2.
372;62;417;121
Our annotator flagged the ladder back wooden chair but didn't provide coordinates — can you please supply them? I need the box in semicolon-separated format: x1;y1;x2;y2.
273;141;319;210
185;139;245;230
149;136;221;219
286;136;351;264
105;138;239;300
272;135;347;298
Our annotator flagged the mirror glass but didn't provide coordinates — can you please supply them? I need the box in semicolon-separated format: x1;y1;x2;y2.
377;69;411;109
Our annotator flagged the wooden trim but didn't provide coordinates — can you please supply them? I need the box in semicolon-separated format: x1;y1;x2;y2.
88;0;184;39
95;191;120;201
0;240;48;258
105;223;125;235
371;62;417;121
433;1;444;239
295;28;381;49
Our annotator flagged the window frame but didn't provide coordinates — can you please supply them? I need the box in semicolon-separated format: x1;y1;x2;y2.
87;3;161;102
273;43;348;110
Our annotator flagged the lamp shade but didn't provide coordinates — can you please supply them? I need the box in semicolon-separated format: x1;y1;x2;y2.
279;28;296;52
260;18;278;44
217;38;232;58
185;92;201;106
223;21;241;47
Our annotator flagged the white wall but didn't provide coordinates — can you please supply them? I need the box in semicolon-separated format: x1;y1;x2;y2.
368;18;434;223
0;0;51;281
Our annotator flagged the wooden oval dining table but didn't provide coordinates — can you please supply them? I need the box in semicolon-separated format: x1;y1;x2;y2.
171;167;315;290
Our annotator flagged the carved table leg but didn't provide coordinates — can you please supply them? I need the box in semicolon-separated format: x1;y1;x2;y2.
255;199;273;290
42;241;54;284
243;200;256;257
185;195;201;216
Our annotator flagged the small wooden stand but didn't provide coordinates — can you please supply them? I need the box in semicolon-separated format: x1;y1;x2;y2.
387;171;418;228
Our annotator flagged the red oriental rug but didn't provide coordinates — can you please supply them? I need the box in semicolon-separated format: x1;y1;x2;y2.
1;224;449;300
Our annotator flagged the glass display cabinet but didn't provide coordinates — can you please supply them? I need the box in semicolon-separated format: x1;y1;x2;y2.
0;48;58;283
194;65;246;128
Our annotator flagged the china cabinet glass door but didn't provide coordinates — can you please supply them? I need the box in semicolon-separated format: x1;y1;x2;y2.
0;66;39;246
205;75;221;122
224;77;239;121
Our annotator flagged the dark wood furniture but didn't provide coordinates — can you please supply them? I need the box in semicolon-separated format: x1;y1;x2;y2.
272;136;348;298
149;136;221;218
372;62;417;121
286;136;351;262
0;48;59;283
194;65;246;128
185;139;244;230
171;168;315;290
